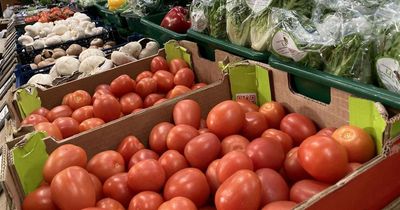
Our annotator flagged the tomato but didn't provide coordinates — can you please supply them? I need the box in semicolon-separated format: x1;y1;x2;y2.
206;159;220;194
215;170;261;210
283;147;311;182
21;114;49;126
153;70;175;93
87;150;125;182
241;111;269;140
43;144;87;183
159;150;189;178
110;74;136;97
332;125;375;163
132;108;144;113
32;107;50;117
117;135;145;163
262;129;293;154
79;118;105;132
154;98;168;105
144;93;165;108
316;127;336;137
199;128;210;134
95;84;111;92
184;133;221;171
347;162;362;174
129;191;164;210
128;149;159;169
199;206;216;210
103;173;135;207
280;113;317;145
256;168;289;206
151;56;169;73
236;99;259;113
34;122;63;140
81;208;103;210
261;201;297;210
62;93;73;105
68;90;92;110
158;197;197;210
97;198;125;210
169;58;189;75
53;117;80;138
92;89;113;104
290;179;330;203
246;137;285;170
51;166;96;210
166;125;200;154
89;173;103;201
128;159;166;192
192;83;207;90
173;99;201;129
136;71;154;82
220;135;250;156
46;105;73;122
259;102;286;129
298;135;348;183
174;68;195;87
217;151;253;183
93;94;122;122
166;85;191;99
136;77;158;98
71;106;94;123
149;122;174;154
164;168;210;207
120;92;143;114
22;186;57;210
206;100;245;138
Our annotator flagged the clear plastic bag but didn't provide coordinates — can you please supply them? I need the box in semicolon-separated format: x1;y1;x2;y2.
208;0;227;39
190;0;210;33
121;0;163;17
226;0;252;46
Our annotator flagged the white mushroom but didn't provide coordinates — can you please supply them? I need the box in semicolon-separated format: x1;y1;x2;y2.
54;56;80;76
27;74;53;86
79;48;105;62
18;35;34;46
79;56;106;74
119;42;142;58
32;39;45;50
138;41;160;59
111;51;137;66
52;24;69;36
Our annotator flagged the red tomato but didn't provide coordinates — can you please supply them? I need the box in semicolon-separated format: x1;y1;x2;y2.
21;114;48;126
132;108;144;113
110;74;136;97
151;56;169;73
241;111;269;140
136;77;157;98
79;118;105;132
173;99;201;129
92;89;113;104
174;68;195;87
199;206;216;210
89;173;103;201
332;125;375;163
184;133;221;171
129;191;164;210
169;58;189;75
298;135;348;183
280;113;317;145
206;100;245;138
32;107;50;117
43;144;87;183
158;197;197;210
87;150;125;182
136;71;154;82
236;99;259;113
153;70;175;93
256;168;289;206
128;149;159;169
347;162;362;174
51;166;96;210
71;106;94;123
283;147;311;182
262;129;293;154
53;117;80;138
154;98;168;105
166;125;200;154
215;170;261;210
220;135;250;156
62;93;72;105
103;173;135;207
199;128;210;134
217;151;254;183
316;127;336;136
192;83;207;90
34;122;63;140
95;84;111;92
81;208;103;210
246;137;285;170
206;159;220;194
259;102;286;129
164;168;210;207
159;150;189;178
22;186;57;210
166;85;191;99
97;198;125;210
93;94;122;122
117;135;145;163
261;201;297;210
149;122;174;154
128;159;166;192
68;90;92;110
46;105;73;122
120;92;143;114
144;93;165;108
290;179;330;203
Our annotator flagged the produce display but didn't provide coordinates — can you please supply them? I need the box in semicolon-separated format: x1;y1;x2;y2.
161;6;191;34
24;7;75;23
21;99;376;210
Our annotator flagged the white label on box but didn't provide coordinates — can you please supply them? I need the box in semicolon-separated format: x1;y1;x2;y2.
272;30;307;62
236;93;257;104
376;58;400;93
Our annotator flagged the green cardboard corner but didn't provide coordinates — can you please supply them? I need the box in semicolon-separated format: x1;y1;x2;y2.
164;40;192;69
15;87;41;119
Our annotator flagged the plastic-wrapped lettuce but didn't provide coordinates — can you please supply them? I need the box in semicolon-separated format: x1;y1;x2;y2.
226;0;252;46
270;0;316;18
249;0;277;51
121;0;163;17
190;0;210;33
208;0;227;39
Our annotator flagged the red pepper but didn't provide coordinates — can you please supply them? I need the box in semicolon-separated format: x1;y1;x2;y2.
160;6;191;34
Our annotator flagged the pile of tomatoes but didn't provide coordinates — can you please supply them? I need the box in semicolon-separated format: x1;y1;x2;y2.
21;56;207;140
24;7;75;23
22;98;376;210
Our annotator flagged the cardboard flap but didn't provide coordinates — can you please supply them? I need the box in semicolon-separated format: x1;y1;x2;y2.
13;86;41;119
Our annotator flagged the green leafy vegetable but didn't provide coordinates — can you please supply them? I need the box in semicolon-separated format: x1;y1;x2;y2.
250;8;275;51
209;0;227;39
270;0;316;18
226;0;252;46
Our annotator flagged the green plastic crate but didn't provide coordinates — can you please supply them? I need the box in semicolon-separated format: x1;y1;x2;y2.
95;4;131;38
122;14;145;34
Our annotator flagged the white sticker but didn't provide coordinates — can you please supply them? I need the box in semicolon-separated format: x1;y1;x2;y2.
236;93;257;104
376;58;400;93
272;30;307;62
